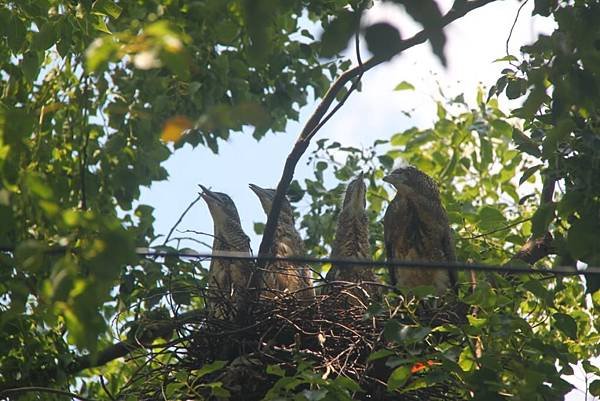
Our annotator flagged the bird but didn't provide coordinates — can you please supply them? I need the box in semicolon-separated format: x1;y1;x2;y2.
199;185;253;317
382;166;457;295
248;184;314;299
324;173;379;303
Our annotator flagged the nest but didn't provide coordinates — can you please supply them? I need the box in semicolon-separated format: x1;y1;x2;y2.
119;283;468;401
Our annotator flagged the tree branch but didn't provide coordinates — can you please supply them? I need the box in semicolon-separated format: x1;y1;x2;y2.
257;0;499;261
0;386;99;401
162;195;203;246
66;309;206;374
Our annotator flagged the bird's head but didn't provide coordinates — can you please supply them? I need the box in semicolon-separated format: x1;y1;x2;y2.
342;172;366;214
248;183;293;217
199;184;241;225
383;166;440;199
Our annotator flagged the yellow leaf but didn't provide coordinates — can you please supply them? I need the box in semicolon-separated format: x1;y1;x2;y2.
161;115;192;143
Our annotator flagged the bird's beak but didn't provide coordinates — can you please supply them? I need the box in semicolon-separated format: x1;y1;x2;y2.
346;173;366;209
383;171;404;186
249;183;274;213
248;183;267;199
198;184;221;204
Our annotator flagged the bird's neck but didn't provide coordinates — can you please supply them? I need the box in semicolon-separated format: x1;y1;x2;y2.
332;212;370;259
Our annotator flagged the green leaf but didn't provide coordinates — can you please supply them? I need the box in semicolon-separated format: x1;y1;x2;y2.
215;20;239;45
530;203;555;238
458;347;476;372
493;55;518;63
206;382;231;398
566;217;600;262
590;380;600;397
368;349;395;361
523;279;550;303
85;36;119;72
32;21;57;50
387;366;411;391
399;325;431;343
519;165;542;185
7;16;26;52
316;161;328;171
92;16;112;34
21;51;41;82
302;389;328;401
532;0;554;16
552;313;577;340
266;364;286;377
394;81;415;91
254;222;265;235
401;0;446;65
15;240;47;273
334;376;360;392
477;206;506;232
319;10;358;57
287;180;305;203
378;155;394;169
506;78;526;99
383;319;401;342
92;0;123;19
195;360;227;378
512;128;542;157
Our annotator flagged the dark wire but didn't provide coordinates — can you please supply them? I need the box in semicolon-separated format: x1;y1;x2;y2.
1;246;597;276
134;249;600;277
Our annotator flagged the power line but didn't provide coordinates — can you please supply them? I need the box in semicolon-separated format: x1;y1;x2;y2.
135;249;600;277
2;245;597;276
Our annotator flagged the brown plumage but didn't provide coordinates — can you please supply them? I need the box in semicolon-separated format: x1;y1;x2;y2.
325;173;379;302
383;167;457;295
200;185;252;316
249;184;314;299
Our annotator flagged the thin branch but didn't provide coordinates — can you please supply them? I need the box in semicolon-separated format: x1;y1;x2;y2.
0;386;99;401
99;375;117;401
464;217;531;240
256;0;499;265
505;0;529;59
162;195;202;246
67;309;206;374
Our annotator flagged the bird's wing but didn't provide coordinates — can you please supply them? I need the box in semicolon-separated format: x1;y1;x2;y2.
383;204;397;286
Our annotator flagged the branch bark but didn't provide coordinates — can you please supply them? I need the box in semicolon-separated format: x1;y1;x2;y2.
257;0;499;262
66;309;205;374
0;386;99;401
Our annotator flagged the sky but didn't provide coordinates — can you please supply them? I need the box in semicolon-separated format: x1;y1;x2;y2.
138;2;596;399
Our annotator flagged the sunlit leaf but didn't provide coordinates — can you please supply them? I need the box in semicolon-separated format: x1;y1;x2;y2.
394;81;415;91
387;366;411;391
552;313;577;340
161;116;193;143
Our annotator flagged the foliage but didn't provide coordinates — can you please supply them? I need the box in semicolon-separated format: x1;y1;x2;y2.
296;91;599;399
0;0;599;400
490;0;600;292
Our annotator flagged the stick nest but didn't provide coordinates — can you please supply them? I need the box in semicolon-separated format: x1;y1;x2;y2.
119;283;468;401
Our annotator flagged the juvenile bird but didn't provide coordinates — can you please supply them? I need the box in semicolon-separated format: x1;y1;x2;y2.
325;173;379;302
200;185;252;317
249;184;314;299
382;167;457;295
